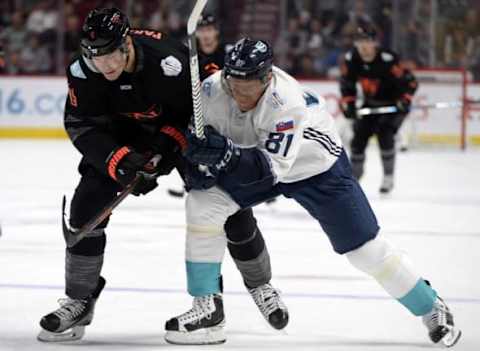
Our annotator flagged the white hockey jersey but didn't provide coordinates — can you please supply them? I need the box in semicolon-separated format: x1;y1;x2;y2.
201;66;342;184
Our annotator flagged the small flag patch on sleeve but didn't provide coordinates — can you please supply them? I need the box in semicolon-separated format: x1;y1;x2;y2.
276;120;294;132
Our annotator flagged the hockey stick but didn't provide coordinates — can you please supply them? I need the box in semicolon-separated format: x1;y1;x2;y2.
357;101;465;117
187;0;209;139
62;174;143;248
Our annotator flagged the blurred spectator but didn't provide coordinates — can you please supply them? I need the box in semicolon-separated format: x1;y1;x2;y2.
1;11;28;53
5;50;21;75
19;34;52;74
25;0;58;44
444;24;468;67
290;54;324;78
0;42;5;74
148;0;170;31
64;14;81;62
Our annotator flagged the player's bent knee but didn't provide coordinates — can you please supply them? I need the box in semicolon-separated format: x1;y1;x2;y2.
345;235;392;273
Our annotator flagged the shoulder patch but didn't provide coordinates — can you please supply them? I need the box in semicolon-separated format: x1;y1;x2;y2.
345;52;352;61
381;52;394;62
161;55;182;76
266;90;285;110
70;60;87;79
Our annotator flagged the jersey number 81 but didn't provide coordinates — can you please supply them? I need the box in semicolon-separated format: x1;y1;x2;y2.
265;132;293;157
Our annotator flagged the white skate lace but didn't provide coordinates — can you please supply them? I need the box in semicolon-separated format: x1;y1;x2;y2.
249;284;286;318
423;299;448;331
178;295;215;325
53;298;88;321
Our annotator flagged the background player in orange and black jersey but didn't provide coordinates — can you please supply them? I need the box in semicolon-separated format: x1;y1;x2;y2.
339;21;418;193
197;14;229;77
37;8;273;342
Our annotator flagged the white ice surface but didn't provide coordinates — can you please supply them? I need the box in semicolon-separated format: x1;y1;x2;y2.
0;140;479;351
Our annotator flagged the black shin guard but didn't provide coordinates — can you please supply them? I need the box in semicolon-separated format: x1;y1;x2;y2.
225;209;272;288
65;230;106;299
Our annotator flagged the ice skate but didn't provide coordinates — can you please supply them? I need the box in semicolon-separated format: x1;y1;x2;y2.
379;175;394;194
422;297;461;348
37;277;105;342
164;294;226;345
249;283;289;330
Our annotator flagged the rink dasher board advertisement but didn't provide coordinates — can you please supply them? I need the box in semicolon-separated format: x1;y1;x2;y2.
0;76;479;145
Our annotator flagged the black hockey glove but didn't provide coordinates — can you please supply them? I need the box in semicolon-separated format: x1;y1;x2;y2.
341;101;357;119
185;126;240;172
396;95;412;114
185;161;219;191
107;147;159;196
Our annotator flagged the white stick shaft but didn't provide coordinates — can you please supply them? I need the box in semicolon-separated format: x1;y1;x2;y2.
357;101;466;117
187;0;209;139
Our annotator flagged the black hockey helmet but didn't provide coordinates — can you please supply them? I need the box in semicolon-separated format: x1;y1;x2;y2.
80;7;130;59
223;38;273;81
354;20;377;41
198;13;218;28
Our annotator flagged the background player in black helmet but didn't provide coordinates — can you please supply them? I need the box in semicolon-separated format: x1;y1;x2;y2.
37;8;284;342
339;21;418;193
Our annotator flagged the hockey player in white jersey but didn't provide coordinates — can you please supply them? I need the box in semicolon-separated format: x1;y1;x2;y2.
164;38;461;347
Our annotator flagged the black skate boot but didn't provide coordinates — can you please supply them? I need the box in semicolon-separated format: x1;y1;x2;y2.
248;283;289;330
164;294;225;345
37;277;106;342
422;296;461;348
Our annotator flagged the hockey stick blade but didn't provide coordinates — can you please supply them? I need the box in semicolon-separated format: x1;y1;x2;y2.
62;174;143;248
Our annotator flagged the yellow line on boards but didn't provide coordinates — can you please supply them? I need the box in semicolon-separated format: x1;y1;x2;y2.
0;128;68;139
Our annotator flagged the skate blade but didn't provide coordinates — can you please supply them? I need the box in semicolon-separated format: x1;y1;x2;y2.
37;326;85;342
439;328;462;348
167;189;185;198
164;324;226;345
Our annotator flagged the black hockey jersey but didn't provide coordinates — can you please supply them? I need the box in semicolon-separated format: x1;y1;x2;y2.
64;30;193;177
199;43;229;78
339;47;418;106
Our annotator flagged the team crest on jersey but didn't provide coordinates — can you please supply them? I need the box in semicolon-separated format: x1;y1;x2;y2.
161;55;182;76
121;104;161;120
276;120;294;132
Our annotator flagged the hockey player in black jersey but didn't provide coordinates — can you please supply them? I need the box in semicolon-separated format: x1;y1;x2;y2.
197;14;228;76
37;7;287;342
340;21;418;193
